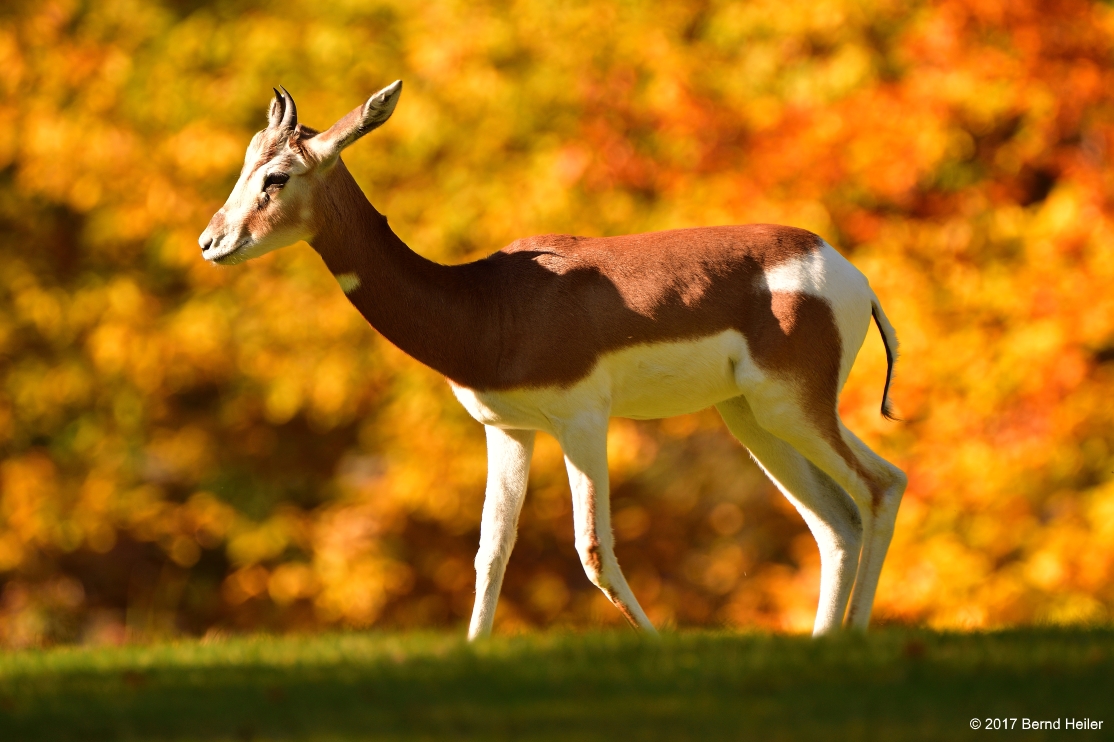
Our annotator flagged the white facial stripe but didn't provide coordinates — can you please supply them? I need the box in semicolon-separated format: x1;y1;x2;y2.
335;272;361;294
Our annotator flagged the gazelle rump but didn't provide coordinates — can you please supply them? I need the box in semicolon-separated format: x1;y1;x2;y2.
200;82;907;638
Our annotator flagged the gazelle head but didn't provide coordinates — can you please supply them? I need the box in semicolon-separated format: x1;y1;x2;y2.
199;81;402;265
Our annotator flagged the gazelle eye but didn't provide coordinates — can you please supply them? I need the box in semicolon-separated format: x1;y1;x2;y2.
263;172;289;190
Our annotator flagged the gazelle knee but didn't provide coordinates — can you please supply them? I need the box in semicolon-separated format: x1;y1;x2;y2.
888;465;908;495
873;463;907;513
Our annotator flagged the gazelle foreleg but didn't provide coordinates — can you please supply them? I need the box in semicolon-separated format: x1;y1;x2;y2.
717;396;862;635
467;426;536;640
557;412;657;633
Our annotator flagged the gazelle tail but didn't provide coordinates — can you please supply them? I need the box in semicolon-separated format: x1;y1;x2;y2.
870;294;900;421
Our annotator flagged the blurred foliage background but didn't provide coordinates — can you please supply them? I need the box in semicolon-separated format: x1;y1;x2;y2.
1;0;1113;647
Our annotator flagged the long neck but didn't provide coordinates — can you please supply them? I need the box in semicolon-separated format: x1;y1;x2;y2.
308;161;495;386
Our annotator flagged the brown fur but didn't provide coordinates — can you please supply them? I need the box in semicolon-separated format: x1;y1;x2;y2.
309;161;840;397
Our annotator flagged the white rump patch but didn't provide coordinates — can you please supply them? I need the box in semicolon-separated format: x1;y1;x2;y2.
335;272;361;294
763;245;829;295
761;241;874;387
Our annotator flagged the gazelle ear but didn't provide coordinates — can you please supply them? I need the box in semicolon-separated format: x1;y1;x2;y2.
306;81;402;165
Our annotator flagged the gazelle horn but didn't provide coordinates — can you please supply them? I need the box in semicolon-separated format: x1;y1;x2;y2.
278;86;297;131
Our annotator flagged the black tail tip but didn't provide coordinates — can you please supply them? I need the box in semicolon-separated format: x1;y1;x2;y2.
881;401;901;422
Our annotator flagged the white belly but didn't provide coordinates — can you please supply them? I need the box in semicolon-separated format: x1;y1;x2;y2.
606;330;755;418
450;330;762;432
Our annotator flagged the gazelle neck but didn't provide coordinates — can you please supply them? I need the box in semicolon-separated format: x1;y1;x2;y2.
308;160;493;386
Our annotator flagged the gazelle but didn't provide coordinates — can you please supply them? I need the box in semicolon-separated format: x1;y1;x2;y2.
200;82;907;638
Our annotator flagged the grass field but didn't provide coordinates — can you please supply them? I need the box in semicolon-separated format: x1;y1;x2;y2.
0;628;1112;741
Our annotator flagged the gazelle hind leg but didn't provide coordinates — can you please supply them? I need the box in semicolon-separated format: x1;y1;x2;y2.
557;412;656;633
841;426;906;629
468;426;535;640
717;396;862;635
745;387;905;632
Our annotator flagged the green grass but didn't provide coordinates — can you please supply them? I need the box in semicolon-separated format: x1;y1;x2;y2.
1;628;1112;741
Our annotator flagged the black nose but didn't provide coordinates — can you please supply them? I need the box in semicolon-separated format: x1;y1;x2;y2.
200;237;213;253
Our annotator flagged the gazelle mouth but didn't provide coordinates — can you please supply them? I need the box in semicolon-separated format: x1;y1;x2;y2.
206;238;251;265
